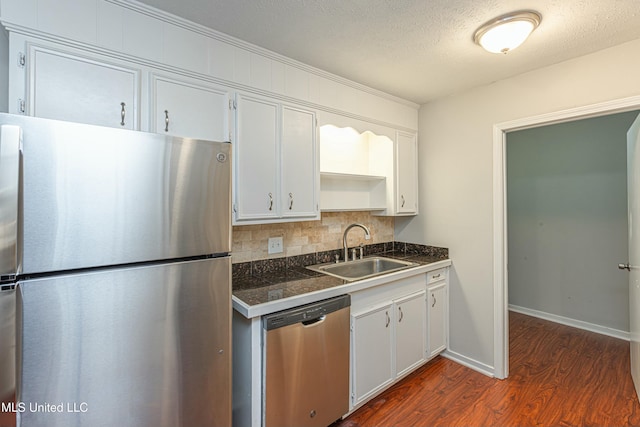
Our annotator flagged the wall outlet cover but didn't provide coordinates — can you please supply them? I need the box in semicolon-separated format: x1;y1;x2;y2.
268;236;284;254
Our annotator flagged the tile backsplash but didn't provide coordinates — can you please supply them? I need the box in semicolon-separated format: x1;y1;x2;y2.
232;212;394;263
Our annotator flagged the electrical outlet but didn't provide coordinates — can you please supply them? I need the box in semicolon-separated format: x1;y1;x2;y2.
268;237;284;254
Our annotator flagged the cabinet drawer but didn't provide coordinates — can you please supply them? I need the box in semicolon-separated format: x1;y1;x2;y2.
350;274;426;312
427;268;447;284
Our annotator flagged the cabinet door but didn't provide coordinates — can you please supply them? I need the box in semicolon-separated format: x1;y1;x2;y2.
153;76;229;141
351;303;393;406
234;94;279;221
30;46;139;129
281;105;318;219
394;291;427;377
427;282;447;357
395;131;418;214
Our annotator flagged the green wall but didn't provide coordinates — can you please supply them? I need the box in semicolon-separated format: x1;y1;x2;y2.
507;111;639;333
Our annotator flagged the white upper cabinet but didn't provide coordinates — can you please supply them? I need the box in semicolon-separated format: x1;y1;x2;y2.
233;93;319;224
234;94;280;222
28;45;139;129
317;114;419;216
151;75;230;141
395;131;419;215
281;106;318;218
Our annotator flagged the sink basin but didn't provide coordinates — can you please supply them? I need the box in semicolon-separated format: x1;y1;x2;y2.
306;256;418;281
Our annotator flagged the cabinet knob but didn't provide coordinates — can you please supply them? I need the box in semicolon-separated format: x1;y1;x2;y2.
120;102;126;126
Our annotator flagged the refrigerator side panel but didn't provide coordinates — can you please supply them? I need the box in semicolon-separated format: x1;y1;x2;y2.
13;114;231;274
16;257;231;427
0;124;20;281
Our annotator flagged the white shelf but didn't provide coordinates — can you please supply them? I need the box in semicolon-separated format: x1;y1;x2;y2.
320;172;386;181
320;172;386;211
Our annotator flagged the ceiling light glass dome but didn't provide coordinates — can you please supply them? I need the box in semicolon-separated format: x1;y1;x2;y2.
474;11;542;54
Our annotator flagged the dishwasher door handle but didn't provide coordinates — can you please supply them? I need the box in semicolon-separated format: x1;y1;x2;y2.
302;315;326;327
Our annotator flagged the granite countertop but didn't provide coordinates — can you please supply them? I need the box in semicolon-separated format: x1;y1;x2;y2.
232;242;450;318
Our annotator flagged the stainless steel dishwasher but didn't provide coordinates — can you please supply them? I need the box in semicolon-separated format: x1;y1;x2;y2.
263;295;351;427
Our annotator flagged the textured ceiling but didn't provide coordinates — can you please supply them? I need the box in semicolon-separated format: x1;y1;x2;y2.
133;0;640;104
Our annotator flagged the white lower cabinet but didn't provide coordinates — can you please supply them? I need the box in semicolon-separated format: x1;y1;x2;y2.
427;277;448;357
350;274;428;408
395;290;427;377
350;268;448;411
351;302;394;406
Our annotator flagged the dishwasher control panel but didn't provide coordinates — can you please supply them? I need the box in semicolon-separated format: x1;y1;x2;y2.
263;295;351;330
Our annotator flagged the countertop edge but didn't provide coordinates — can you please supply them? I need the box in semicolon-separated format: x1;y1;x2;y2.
232;258;452;319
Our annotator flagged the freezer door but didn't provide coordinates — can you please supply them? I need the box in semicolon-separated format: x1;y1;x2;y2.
15;257;231;427
1;113;231;274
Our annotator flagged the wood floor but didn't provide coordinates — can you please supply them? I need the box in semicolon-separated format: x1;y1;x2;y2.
333;311;640;427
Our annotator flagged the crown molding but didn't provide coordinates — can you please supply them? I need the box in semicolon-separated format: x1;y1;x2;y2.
107;0;419;109
2;22;417;133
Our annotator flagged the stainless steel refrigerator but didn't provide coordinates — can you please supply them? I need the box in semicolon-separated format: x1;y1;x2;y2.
0;113;232;427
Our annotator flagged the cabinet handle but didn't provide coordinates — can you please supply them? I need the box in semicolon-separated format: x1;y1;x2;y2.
385;311;390;328
164;110;170;132
432;273;441;280
432;293;436;308
401;195;405;208
268;192;273;211
120;102;126;126
289;192;293;210
398;306;403;323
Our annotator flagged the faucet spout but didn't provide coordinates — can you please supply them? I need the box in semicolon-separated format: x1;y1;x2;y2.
342;223;371;262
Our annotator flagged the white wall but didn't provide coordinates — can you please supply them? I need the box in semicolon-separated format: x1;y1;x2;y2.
507;112;637;334
395;37;640;372
0;0;418;131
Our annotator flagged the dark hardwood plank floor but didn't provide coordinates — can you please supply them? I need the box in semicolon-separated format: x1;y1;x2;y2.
333;311;640;427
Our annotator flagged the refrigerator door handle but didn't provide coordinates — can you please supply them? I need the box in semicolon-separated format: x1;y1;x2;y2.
0;125;21;281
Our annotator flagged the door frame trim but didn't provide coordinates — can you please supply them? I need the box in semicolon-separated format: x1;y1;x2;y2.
492;95;640;379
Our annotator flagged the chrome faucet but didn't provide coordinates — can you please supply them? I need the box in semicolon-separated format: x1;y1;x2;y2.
342;223;371;261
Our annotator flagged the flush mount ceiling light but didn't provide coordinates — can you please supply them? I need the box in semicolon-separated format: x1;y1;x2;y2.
473;10;541;54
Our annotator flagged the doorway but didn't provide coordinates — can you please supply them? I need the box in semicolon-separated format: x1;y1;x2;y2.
492;95;640;379
506;112;637;340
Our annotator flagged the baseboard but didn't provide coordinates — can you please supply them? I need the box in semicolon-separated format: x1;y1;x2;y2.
441;349;495;378
509;304;630;341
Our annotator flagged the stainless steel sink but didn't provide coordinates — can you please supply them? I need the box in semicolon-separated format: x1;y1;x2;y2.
306;256;418;281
